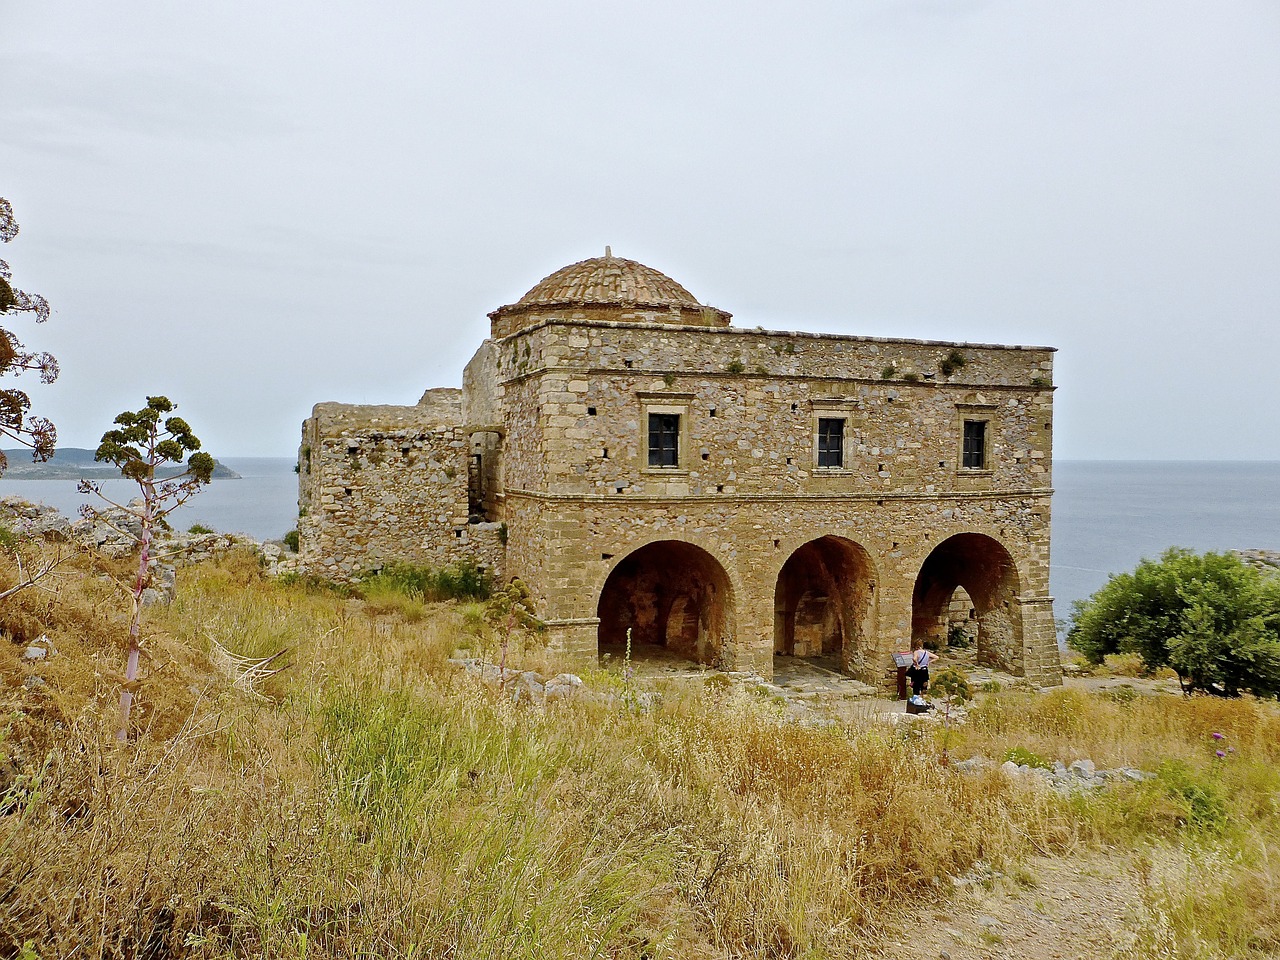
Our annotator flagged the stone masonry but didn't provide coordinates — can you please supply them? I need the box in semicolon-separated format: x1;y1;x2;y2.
298;251;1062;686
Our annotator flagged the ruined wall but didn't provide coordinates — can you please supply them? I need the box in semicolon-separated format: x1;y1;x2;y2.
297;393;504;580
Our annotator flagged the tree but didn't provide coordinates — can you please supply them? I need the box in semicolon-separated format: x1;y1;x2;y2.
79;397;215;740
0;198;57;474
1068;548;1280;698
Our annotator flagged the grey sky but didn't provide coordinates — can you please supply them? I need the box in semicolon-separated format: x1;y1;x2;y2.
2;1;1277;459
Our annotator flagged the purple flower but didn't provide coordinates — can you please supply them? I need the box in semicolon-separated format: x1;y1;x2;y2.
1228;747;1236;754
1212;732;1225;740
1216;750;1226;759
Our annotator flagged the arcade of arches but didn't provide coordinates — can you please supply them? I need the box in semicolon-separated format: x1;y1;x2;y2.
595;531;1037;681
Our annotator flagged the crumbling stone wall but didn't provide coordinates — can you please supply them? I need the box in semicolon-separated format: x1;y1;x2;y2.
297;393;503;580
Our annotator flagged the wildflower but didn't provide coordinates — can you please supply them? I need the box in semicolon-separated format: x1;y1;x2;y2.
1212;732;1224;740
1216;750;1226;759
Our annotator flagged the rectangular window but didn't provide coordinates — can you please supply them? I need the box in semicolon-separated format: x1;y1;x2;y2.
962;419;987;469
817;417;844;468
648;413;680;467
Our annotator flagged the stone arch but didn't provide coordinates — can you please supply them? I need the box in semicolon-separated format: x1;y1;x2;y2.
596;540;735;666
773;536;877;676
911;533;1022;671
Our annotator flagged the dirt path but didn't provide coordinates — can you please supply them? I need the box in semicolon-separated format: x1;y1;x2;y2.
874;851;1144;960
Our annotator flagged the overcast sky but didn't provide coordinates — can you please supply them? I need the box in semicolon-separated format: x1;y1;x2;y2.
2;1;1277;460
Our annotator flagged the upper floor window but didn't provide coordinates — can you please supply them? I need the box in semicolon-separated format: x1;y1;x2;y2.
962;419;987;469
648;413;680;468
817;417;844;468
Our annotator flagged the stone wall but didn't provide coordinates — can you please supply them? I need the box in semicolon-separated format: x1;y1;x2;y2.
297;394;504;580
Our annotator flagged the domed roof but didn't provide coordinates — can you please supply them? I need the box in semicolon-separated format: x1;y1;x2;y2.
515;248;703;309
488;248;731;336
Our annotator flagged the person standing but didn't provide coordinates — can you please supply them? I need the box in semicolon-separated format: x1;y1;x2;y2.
908;637;934;697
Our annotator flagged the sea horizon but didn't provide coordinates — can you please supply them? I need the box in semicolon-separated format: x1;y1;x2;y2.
3;458;1277;627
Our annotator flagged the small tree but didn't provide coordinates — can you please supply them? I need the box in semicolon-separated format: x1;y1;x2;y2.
79;397;214;739
0;198;58;474
483;578;542;677
1069;548;1280;698
930;666;973;762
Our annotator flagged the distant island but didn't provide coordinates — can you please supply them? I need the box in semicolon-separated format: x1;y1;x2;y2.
1;448;241;480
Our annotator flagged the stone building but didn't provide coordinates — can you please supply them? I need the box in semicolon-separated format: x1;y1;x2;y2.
297;251;1061;686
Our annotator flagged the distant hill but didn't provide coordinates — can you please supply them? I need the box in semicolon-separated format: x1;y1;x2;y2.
1;448;240;480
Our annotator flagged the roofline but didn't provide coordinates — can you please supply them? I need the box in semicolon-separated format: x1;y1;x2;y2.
489;300;732;321
491;316;1056;353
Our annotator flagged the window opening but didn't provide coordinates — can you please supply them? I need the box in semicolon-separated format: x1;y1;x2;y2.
817;417;844;467
962;420;987;469
648;413;680;468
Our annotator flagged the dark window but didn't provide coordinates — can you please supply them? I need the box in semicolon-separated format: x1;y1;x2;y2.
648;413;680;467
817;417;844;468
962;419;987;469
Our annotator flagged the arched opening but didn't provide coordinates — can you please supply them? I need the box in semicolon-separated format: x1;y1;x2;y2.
912;534;1022;671
597;540;734;666
773;536;876;675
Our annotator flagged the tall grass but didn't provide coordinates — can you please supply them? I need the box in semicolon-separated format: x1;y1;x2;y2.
2;547;1279;957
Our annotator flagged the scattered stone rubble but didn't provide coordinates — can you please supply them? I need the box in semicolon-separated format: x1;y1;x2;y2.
448;659;668;711
952;754;1155;795
0;496;299;603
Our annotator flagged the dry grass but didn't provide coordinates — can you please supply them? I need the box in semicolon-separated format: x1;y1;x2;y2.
3;543;1279;958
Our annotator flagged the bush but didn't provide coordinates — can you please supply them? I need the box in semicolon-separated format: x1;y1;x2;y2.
282;529;300;552
358;560;491;603
187;522;215;535
938;349;967;377
1003;746;1050;769
1069;548;1280;698
1155;760;1229;833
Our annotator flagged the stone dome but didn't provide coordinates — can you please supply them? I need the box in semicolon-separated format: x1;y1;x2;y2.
516;250;703;309
489;249;731;336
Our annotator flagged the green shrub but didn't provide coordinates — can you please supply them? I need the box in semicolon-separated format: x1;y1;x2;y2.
938;349;968;377
1069;548;1280;698
359;560;491;603
187;523;215;535
725;359;745;374
1155;760;1229;833
0;521;17;550
1003;746;1050;769
931;666;973;704
282;529;300;552
947;624;973;648
880;364;896;379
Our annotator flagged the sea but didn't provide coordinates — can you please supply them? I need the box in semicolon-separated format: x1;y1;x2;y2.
2;459;1277;627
